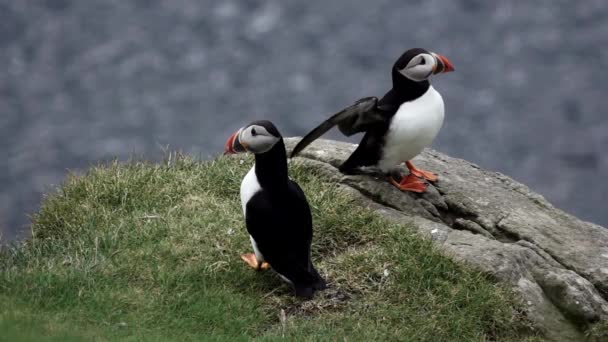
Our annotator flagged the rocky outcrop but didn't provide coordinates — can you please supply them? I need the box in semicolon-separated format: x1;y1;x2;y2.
285;138;608;342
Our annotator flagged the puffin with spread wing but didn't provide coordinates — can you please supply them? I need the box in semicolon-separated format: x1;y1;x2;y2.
291;48;454;193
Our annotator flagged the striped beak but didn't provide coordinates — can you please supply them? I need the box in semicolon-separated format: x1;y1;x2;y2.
224;128;247;154
432;53;455;74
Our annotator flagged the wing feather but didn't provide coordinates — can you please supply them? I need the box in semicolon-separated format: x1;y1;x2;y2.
290;97;387;158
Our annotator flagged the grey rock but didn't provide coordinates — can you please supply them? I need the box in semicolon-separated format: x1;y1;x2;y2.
453;218;494;239
285;137;608;342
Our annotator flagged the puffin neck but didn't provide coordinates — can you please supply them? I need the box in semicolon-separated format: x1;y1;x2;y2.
391;69;431;102
253;138;288;191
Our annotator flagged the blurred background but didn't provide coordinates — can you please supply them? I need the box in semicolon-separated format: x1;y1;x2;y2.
1;0;607;241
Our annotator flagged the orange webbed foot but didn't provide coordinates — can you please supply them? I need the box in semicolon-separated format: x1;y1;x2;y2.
389;174;428;193
240;253;270;271
406;161;438;182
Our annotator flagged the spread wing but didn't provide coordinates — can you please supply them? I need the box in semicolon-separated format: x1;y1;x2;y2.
290;97;392;158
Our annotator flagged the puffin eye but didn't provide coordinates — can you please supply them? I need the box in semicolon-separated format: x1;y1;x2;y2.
251;128;257;136
419;57;426;65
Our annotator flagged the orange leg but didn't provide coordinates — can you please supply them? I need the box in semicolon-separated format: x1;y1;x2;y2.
389;174;427;193
240;253;270;271
405;161;438;182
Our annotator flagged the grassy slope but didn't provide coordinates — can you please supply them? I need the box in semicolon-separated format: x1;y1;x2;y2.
0;153;536;341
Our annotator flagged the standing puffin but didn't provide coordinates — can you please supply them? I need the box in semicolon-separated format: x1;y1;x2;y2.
224;120;326;299
291;48;454;193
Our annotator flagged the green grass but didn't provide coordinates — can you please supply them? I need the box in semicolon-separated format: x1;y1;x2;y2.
0;153;535;341
586;320;608;341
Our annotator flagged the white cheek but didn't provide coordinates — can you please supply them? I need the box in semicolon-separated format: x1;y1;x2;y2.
249;136;279;153
239;131;252;145
400;66;431;81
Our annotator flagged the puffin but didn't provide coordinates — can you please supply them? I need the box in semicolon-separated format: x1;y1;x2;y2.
290;48;454;193
224;120;326;299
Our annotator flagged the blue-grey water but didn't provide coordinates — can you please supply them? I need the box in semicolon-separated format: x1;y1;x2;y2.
1;1;607;241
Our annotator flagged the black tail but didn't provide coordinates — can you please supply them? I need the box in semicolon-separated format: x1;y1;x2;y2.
295;264;326;299
285;264;326;299
294;286;314;299
310;264;327;291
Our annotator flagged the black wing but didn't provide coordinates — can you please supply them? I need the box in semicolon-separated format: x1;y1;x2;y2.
290;97;393;158
245;189;313;282
245;184;325;297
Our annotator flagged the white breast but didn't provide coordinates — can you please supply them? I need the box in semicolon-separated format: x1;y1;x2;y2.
377;86;444;172
240;166;265;262
240;166;261;215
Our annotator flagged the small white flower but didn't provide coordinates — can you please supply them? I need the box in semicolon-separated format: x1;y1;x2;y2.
383;269;390;277
227;228;235;235
431;229;438;234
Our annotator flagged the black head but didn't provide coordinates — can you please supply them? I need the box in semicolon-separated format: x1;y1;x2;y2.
247;120;282;139
393;48;455;83
224;120;282;155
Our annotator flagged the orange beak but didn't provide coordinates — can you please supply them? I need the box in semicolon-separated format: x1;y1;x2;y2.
432;53;455;74
224;131;237;154
224;129;246;154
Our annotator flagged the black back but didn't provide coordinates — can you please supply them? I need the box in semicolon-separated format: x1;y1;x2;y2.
244;132;325;298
